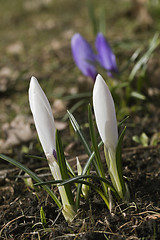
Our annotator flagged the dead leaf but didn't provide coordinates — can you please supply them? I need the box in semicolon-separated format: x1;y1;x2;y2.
62;29;74;40
55;121;67;131
65;141;77;154
51;39;64;50
0;115;36;153
131;0;153;28
53;99;67;117
24;0;52;11
150;132;160;146
0;67;18;92
34;19;56;31
6;41;24;55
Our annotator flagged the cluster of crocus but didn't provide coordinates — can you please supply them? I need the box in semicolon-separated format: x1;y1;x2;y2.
27;73;128;222
71;33;118;80
0;73;129;223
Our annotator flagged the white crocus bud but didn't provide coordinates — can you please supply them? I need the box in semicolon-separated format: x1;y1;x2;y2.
93;74;123;198
29;77;76;221
29;77;61;182
29;76;56;157
93;74;118;151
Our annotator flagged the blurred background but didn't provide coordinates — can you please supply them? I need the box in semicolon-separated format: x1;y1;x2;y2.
0;0;160;153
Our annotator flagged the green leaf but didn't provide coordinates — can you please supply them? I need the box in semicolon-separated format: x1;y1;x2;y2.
68;109;108;208
76;179;110;208
130;47;142;62
59;175;115;191
140;132;149;147
40;206;47;226
129;33;159;81
99;8;106;35
118;116;129;128
87;0;98;36
68;110;93;209
75;140;103;209
88;104;109;198
34;174;115;191
66;161;75;177
80;180;109;208
132;135;140;144
35;177;115;210
56;130;75;205
68;110;92;156
130;91;146;100
133;132;149;147
88;104;103;174
63;99;87;121
116;127;127;197
83;141;103;175
0;154;61;208
56;130;70;180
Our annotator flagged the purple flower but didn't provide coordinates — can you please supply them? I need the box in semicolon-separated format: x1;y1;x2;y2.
95;33;118;77
71;33;97;80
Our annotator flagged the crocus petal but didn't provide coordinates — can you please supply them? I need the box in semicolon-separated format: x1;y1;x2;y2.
95;33;118;76
29;76;56;156
71;33;97;80
93;74;118;150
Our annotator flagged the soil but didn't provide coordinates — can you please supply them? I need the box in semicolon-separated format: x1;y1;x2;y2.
0;1;160;239
0;107;160;239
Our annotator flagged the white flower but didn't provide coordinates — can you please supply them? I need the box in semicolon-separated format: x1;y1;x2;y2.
29;76;62;182
93;74;118;151
93;74;124;198
29;76;56;157
29;76;76;221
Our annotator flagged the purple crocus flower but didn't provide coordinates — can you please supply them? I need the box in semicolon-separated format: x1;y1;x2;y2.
71;33;97;80
95;33;118;77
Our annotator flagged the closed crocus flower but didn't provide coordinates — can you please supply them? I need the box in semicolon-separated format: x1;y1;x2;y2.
29;76;56;158
29;77;76;222
71;33;97;80
95;33;118;77
29;76;63;184
93;74;124;198
93;74;118;151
